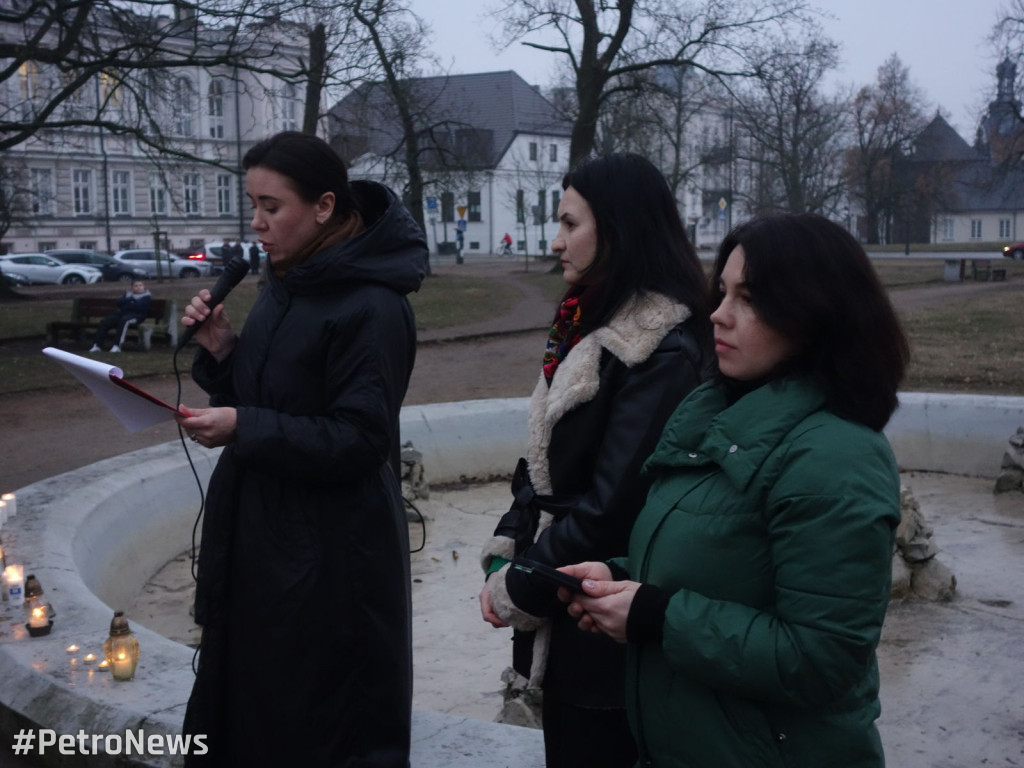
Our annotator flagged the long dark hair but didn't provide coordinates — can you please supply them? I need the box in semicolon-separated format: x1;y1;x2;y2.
558;153;711;344
713;213;910;430
242;131;361;221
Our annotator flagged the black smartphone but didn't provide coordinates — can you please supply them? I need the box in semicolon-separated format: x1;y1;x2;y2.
511;557;585;593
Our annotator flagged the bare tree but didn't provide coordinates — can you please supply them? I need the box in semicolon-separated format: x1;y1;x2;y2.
731;35;850;216
993;0;1024;85
0;157;34;242
344;0;446;271
844;54;929;244
0;0;320;154
492;0;813;166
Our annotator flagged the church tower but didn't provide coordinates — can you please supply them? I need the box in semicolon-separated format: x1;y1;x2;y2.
979;58;1023;163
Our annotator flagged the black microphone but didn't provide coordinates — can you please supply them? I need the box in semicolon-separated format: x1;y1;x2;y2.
177;257;251;348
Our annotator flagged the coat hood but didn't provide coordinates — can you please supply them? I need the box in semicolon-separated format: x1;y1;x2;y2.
278;180;427;296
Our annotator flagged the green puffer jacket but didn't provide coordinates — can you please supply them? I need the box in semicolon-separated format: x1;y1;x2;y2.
620;376;899;768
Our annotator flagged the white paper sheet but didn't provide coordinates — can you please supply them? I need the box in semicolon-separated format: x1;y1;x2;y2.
42;347;180;433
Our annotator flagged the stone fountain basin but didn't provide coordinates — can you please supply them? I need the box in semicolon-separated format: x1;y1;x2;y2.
0;393;1021;766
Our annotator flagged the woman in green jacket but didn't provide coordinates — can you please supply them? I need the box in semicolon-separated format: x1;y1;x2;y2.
562;213;910;767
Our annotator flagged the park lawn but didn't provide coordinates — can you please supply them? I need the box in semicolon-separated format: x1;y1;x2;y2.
1;258;1023;398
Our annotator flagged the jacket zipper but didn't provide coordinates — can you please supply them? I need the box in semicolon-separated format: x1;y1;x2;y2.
633;467;721;764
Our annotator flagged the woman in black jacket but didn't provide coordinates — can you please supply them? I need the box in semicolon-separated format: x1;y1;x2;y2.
479;153;713;767
175;132;426;766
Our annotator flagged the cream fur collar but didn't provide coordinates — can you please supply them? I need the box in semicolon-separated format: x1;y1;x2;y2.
526;291;691;495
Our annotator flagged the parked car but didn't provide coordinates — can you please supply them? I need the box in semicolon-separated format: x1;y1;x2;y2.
0;253;103;285
111;249;212;279
45;249;148;283
2;270;31;288
1002;241;1024;259
185;241;265;274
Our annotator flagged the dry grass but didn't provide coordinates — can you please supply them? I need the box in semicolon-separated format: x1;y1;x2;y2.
900;288;1024;395
2;258;1023;398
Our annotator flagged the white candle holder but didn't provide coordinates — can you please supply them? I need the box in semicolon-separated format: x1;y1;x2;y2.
4;564;25;606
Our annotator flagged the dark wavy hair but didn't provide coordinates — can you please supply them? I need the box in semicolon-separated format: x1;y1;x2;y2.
242;131;361;221
713;213;910;431
558;153;711;346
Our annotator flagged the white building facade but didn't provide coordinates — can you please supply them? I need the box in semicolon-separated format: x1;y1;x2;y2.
0;5;305;255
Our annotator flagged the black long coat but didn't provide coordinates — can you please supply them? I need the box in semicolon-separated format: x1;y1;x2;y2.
183;181;426;767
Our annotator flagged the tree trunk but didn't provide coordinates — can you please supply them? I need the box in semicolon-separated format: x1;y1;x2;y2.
303;23;326;135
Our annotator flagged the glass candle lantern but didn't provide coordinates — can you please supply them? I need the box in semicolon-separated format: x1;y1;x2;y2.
103;611;139;682
24;574;54;637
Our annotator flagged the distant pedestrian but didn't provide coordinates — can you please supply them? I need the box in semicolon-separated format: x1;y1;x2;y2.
222;239;244;268
248;242;261;275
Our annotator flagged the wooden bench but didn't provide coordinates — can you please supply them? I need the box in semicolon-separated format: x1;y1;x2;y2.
46;297;178;350
971;259;993;281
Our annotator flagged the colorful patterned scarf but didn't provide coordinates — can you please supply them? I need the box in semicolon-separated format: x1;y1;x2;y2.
542;296;584;382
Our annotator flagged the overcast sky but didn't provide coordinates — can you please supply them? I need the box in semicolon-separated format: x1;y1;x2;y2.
407;0;1007;141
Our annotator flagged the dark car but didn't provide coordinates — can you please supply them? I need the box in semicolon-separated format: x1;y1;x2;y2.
2;270;31;288
45;249;147;283
1002;241;1024;260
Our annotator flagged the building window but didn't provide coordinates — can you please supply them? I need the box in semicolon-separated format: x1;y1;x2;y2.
173;77;195;137
999;219;1011;239
216;174;233;215
534;190;546;225
940;218;954;241
516;189;525;223
183;173;202;215
970;219;982;240
278;83;299;132
99;72;122;114
529;142;538;161
30;168;54;215
467;191;481;222
19;61;40;119
37;241;57;251
208;80;225;139
118;240;136;250
549;144;557;162
111;170;131;215
440;191;454;223
72;169;93;215
62;71;88;119
149;172;167;215
551;189;560;223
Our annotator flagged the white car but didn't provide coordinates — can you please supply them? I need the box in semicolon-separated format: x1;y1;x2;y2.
112;249;212;279
0;253;103;285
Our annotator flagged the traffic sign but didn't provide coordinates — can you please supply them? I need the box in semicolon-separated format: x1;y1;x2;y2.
426;196;438;211
457;219;467;232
